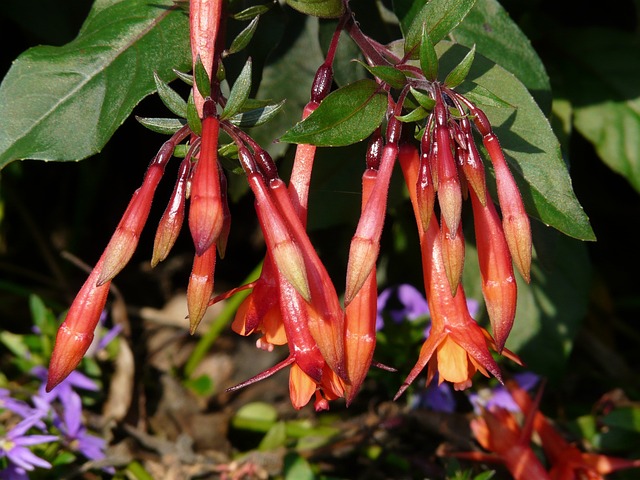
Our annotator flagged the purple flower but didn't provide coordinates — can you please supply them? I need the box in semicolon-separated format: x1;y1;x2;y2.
0;416;57;473
54;391;106;462
31;366;98;410
376;284;430;330
414;376;456;413
0;390;34;420
468;371;540;414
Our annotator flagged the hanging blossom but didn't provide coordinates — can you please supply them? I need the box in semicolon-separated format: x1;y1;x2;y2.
45;3;533;410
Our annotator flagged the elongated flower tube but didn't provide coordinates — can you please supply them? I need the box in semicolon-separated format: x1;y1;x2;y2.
417;133;436;233
456;96;532;283
97;140;175;286
440;218;465;297
187;241;217;334
344;168;378;405
269;177;347;381
188;99;224;256
189;0;223;115
344;137;398;305
47;256;111;392
246;171;311;303
507;381;640;480
151;157;190;268
432;91;463;237
470;187;517;352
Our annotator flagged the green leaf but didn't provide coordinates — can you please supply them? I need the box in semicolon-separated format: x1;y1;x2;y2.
284;453;316;480
358;62;407;90
450;0;551;112
396;106;429;123
602;407;640;432
279;79;388;147
153;72;188;118
187;91;202;135
404;0;476;59
0;0;190;169
285;0;345;18
410;87;436;110
194;56;211;98
232;401;278;432
444;43;475;88
419;27;439;81
221;58;252;120
555;28;640;194
438;42;594;240
454;83;514;109
232;4;271;21
227;15;260;56
258;421;287;451
229;100;286;127
135;117;185;135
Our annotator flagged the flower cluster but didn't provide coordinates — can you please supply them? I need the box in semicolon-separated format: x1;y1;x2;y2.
46;2;531;411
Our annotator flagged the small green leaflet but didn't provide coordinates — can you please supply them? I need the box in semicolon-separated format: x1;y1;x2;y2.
285;0;345;18
279;79;388;147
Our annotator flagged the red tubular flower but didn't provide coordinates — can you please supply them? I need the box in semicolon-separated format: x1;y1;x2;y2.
507;381;640;480
432;88;463;237
247;172;311;303
457;97;532;283
344;168;378;405
47;256;111;392
97;142;173;286
189;0;223;115
188;99;224;256
344;139;398;305
151;157;190;268
396;142;520;398
470;187;517;353
440;218;465;296
417;133;436;233
269;177;347;381
187;241;217;334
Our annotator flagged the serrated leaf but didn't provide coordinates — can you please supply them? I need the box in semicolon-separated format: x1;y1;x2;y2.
438;42;593;240
229;100;286;127
154;72;188;118
0;0;190;168
444;44;475;88
450;0;551;112
420;27;438;81
232;4;271;21
404;0;476;59
358;62;407;90
285;0;345;18
227;15;260;56
221;58;252;120
136;117;186;135
279;79;388;147
194;55;211;98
